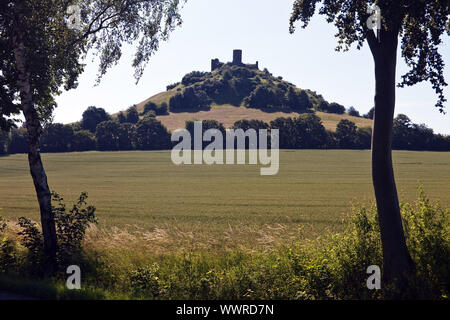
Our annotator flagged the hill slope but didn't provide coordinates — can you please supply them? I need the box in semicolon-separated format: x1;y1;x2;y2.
131;63;372;131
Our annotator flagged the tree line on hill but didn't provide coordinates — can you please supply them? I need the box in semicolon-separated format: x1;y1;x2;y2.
166;66;356;114
1;106;449;155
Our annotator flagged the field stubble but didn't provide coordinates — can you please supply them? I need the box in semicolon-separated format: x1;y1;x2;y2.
1;150;449;253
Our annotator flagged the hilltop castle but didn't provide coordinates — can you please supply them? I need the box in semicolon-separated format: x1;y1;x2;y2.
211;49;259;72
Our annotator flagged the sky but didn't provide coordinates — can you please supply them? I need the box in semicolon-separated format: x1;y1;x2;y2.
54;0;450;134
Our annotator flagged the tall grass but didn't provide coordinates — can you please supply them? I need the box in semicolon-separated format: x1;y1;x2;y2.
0;187;448;300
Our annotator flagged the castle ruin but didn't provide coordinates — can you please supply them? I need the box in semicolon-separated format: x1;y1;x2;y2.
211;49;259;72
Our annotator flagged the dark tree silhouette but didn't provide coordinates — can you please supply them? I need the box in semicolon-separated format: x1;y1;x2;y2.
290;0;448;286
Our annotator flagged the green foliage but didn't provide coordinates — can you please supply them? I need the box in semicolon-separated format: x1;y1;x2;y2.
15;192;97;275
0;130;9;155
71;130;96;152
232;119;269;131
167;82;181;91
143;102;168;116
401;187;450;298
117;112;127;124
95;121;137;151
51;192;97;264
289;0;449;111
82;107;111;133
41;123;74;153
170;87;211;112
318;102;346;114
363;107;374;120
95;120;121;151
270;114;328;149
244;85;286;110
134;118;171;150
0;215;16;274
335;119;358;149
130;264;161;298
7;127;28;154
165;65;324;113
347;107;361;117
182;71;208;86
126;106;140;124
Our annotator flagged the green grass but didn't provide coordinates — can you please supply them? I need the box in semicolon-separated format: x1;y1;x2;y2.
1;150;449;249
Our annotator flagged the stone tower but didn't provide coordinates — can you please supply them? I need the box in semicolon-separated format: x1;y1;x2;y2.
233;49;242;65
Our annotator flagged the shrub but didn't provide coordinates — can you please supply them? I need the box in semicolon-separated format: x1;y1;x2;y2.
7;127;28;154
71;130;96;152
166;82;180;91
81;106;110;133
0;215;16;274
134;118;171;150
126;106;139;124
169;88;211;112
16;192;97;274
181;71;207;86
130;263;161;297
143;102;168;116
347;106;361;117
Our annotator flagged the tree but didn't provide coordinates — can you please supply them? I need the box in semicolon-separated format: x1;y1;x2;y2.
0;130;9;155
290;1;448;286
41;123;74;153
336;119;358;149
117;123;136;150
143;101;168;116
0;0;183;268
71;130;96;152
135;118;171;150
82;106;111;133
143;102;159;115
347;106;361;117
96;120;120;151
297;90;313;110
126;106;140;124
117;111;127;124
328;102;346;114
363;107;375;119
7;127;28;154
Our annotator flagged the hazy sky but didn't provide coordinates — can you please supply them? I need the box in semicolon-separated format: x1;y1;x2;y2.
54;0;450;134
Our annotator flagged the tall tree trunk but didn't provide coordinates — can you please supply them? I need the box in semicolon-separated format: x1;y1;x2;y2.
369;31;415;286
12;36;58;271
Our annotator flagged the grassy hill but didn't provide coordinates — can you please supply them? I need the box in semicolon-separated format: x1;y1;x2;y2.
128;63;373;132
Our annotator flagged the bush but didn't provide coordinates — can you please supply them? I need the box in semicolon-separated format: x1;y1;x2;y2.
8;127;28;154
0;215;16;274
244;85;286;110
126;106;139;124
134;118;171;150
130;263;161;297
166;82;180;91
169;88;211;112
347;107;361;117
181;71;207;86
16;192;97;275
81;106;110;133
0;188;447;299
143;102;168;116
71;130;96;152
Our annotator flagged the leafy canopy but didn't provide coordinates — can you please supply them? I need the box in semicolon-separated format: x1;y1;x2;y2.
0;0;184;130
289;0;449;112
